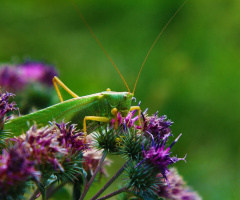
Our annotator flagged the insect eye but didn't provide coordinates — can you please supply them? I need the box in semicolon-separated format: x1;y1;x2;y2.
123;95;127;99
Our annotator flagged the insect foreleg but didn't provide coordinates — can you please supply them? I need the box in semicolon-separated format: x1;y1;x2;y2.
52;76;79;102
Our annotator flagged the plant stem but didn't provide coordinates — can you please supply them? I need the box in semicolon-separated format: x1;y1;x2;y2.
28;188;40;200
96;187;127;200
79;150;108;200
90;161;128;200
46;183;66;199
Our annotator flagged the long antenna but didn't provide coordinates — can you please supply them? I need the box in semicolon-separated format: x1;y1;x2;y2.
69;0;130;93
132;0;188;95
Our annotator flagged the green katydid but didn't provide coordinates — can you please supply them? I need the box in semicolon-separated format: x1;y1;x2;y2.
4;1;186;138
4;78;139;137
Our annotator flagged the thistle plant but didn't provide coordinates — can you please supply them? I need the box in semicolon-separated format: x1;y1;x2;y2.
0;92;18;149
0;62;201;200
0;61;58;114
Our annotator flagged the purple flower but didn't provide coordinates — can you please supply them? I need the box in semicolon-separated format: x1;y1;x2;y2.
0;67;25;92
20;125;67;171
55;122;89;154
142;134;186;186
17;122;89;171
110;110;140;130
19;61;58;86
0;61;58;92
0;92;17;129
144;113;173;142
0;142;40;190
157;168;202;200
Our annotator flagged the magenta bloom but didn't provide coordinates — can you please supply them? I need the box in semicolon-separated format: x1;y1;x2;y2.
0;142;40;188
110;110;140;130
0;92;17;129
19;61;58;86
158;168;202;200
56;122;89;154
0;61;58;92
21;125;67;171
142;134;186;186
0;92;17;118
143;113;173;142
0;67;25;92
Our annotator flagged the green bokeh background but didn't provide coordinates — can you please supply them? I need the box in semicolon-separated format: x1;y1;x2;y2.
1;0;240;199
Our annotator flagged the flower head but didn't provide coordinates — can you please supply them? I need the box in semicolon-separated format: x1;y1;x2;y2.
144;113;173;142
19;61;58;86
0;142;40;195
110;110;140;130
158;168;202;200
0;92;17;130
0;61;58;93
56;122;89;154
142;134;186;186
0;66;25;92
19;125;67;171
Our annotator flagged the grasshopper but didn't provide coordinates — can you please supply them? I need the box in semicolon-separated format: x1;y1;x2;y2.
4;1;186;138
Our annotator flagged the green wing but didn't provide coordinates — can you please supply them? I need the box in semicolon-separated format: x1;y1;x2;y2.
4;93;107;136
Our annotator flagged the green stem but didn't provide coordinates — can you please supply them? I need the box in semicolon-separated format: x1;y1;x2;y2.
79;150;108;200
28;188;40;200
96;187;127;200
90;161;128;200
46;183;66;199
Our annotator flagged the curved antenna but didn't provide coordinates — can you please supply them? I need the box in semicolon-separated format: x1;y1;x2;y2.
69;0;130;93
132;0;188;95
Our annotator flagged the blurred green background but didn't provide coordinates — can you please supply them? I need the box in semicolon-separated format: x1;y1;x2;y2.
1;0;240;199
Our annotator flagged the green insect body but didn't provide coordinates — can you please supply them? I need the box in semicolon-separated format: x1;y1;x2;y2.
4;91;133;136
4;1;186;138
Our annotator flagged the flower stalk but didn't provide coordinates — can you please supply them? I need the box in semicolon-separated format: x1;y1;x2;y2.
90;161;128;200
96;186;127;200
79;150;108;200
28;188;40;200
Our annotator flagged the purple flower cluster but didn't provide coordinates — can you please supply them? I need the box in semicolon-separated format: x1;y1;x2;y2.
56;122;89;155
0;61;58;92
0;122;89;195
21;125;67;171
144;113;173;142
142;133;186;186
19;61;57;86
110;109;140;130
0;67;25;92
0;142;40;193
0;92;17;129
158;168;202;200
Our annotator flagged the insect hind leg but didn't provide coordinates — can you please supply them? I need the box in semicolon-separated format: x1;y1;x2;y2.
52;76;79;102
